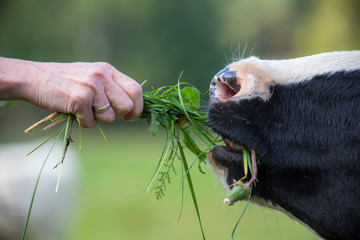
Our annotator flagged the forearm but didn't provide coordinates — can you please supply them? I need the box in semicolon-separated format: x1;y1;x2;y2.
0;57;38;101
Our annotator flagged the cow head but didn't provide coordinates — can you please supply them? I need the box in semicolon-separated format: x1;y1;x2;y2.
207;51;360;240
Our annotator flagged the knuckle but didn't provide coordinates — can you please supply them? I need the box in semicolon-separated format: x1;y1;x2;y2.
96;62;112;70
114;100;134;117
91;66;107;79
134;102;144;115
78;115;94;128
102;115;114;124
127;82;143;98
122;100;134;113
96;111;115;124
81;120;94;128
88;65;110;84
80;72;104;94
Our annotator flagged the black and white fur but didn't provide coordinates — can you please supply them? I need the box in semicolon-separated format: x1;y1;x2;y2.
207;51;360;240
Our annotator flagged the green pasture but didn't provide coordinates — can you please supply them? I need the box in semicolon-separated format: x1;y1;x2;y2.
59;125;319;240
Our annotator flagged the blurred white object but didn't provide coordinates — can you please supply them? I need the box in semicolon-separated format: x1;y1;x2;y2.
0;139;81;240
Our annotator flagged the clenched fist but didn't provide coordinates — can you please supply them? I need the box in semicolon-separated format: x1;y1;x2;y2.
0;57;143;127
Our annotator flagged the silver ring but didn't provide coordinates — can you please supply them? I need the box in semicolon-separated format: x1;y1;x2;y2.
94;103;111;113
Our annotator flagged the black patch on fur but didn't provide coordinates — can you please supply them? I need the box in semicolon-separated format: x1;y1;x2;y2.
209;70;360;240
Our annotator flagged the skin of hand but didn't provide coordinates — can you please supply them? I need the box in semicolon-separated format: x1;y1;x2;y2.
0;57;143;127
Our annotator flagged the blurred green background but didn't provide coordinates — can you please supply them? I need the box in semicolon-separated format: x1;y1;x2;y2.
0;0;359;239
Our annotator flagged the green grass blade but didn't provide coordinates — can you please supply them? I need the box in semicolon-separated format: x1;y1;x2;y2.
246;149;254;176
61;116;71;161
55;116;71;193
189;123;217;145
243;149;249;178
177;80;199;129
26;126;65;156
231;184;253;240
21;124;66;240
55;162;63;193
96;122;108;142
177;155;185;222
143;122;175;192
140;79;148;87
76;117;82;150
179;154;201;186
178;142;206;240
176;79;210;146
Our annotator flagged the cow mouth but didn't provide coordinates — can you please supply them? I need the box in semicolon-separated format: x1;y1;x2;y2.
207;139;244;187
209;138;258;189
208;138;244;165
207;138;245;173
223;138;244;153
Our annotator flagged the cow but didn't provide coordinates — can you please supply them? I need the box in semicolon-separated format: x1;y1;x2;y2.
207;51;360;240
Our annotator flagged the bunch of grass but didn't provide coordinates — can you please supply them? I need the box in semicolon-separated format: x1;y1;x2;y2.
137;78;223;239
139;79;221;195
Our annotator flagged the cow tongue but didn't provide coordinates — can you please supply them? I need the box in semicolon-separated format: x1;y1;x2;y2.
223;139;243;153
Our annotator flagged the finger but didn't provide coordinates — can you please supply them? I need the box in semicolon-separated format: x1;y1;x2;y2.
123;87;143;121
66;88;95;128
106;66;143;119
123;102;143;120
92;89;116;123
75;105;95;128
104;83;135;119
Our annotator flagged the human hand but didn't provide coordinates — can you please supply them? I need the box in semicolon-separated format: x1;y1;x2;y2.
22;61;143;127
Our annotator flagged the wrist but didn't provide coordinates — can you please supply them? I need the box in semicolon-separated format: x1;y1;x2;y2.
0;57;42;102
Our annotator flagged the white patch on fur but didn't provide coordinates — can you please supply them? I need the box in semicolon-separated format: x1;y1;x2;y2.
225;51;360;102
244;73;257;93
261;51;360;84
208;162;229;189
